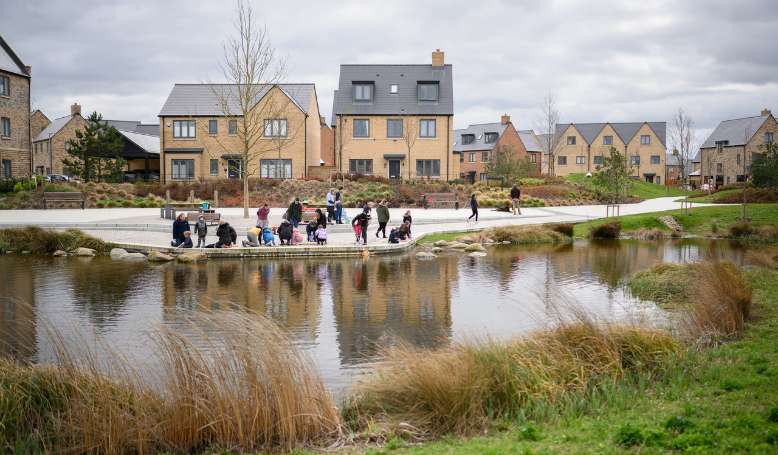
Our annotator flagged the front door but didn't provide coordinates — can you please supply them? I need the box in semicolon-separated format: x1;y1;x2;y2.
467;171;476;184
388;159;401;179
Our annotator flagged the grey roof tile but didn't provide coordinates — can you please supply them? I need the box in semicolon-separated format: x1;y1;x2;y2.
517;130;543;152
0;34;29;77
117;129;160;155
158;83;315;116
33;115;73;142
700;115;768;148
555;122;666;147
453;122;507;152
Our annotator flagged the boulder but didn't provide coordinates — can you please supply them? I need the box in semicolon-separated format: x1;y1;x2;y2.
53;250;67;257
431;247;444;254
110;248;129;259
73;247;96;257
148;251;174;262
501;241;512;245
122;252;147;261
458;237;475;244
433;240;449;247
177;251;207;263
448;242;469;249
416;251;437;260
484;238;496;244
468;251;488;258
464;243;486;252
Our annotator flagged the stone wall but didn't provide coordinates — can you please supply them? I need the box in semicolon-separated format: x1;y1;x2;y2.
0;70;31;177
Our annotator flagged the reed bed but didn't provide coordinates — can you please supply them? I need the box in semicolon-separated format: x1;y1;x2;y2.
0;226;110;255
484;225;571;245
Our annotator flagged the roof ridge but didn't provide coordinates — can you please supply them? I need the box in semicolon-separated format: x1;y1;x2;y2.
339;64;452;67
718;115;766;122
172;82;315;86
116;128;157;137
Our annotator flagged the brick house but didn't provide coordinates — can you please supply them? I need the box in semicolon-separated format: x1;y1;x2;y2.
698;109;778;187
158;83;322;182
553;122;667;184
331;50;457;180
320;115;335;166
517;129;543;176
0;34;32;178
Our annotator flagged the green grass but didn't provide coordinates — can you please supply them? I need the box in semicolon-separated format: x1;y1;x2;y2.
689;189;743;203
417;231;470;244
565;173;687;200
379;268;778;454
628;263;693;307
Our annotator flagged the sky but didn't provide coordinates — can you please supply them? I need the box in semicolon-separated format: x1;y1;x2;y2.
3;0;777;149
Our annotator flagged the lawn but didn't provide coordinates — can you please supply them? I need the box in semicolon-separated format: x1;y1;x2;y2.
565;173;687;200
366;268;778;454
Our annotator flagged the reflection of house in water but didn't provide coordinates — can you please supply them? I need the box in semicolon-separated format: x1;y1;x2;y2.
330;256;455;366
0;258;36;360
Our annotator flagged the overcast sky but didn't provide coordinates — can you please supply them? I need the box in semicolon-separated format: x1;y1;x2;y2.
3;0;777;148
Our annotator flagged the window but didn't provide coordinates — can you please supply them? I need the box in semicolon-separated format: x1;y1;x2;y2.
766;132;774;144
529;154;537;163
576;156;585;165
349;159;373;174
462;134;475;145
603;135;613;145
593;155;603;165
650;155;661;165
1;160;11;178
481;151;490;162
264;119;288;137
557;156;567;165
468;152;475;162
227;159;242;179
419;119;436;138
484;132;498;144
228;120;238;135
0;76;8;96
640;135;651;145
715;140;729;151
261;159;292;179
479;173;488;182
630;156;641;166
386;119;403;138
171;159;194;180
0;117;9;137
210;159;219;176
567;136;576;145
173;120;195;138
390;84;399;94
208;119;218;135
353;119;369;137
417;82;439;101
353;83;373;102
416;159;440;178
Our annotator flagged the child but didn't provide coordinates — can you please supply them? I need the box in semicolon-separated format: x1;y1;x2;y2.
353;223;362;244
388;228;399;244
193;215;208;248
306;219;318;242
315;225;328;245
262;227;275;246
292;227;304;245
402;210;413;238
178;231;193;248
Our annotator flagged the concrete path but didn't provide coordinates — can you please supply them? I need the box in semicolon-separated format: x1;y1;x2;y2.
0;197;697;249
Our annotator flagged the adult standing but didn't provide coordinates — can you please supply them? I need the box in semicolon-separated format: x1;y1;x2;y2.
257;203;270;228
335;186;344;224
510;184;522;215
326;188;336;223
171;213;191;247
468;193;479;222
375;200;390;238
352;207;370;245
287;198;302;228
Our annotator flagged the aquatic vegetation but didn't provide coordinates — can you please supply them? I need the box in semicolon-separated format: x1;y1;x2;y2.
0;226;110;255
588;221;622;239
486;225;571;244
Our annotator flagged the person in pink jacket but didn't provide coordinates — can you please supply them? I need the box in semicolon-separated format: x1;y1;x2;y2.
257;204;270;229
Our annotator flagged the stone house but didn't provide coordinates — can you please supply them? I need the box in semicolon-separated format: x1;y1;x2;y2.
698;109;777;187
158;83;321;182
31;103;88;176
552;122;667;184
331;50;457;180
517;130;543;177
0;34;32;178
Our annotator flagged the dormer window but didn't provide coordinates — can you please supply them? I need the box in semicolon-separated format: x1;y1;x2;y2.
390;84;399;94
484;132;498;144
715;140;729;151
417;82;439;101
353;82;374;102
462;134;475;145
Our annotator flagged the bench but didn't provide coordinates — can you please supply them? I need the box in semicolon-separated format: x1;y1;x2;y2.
186;211;221;225
421;192;458;209
43;192;85;209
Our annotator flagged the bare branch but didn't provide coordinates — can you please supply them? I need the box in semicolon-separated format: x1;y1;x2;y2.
536;94;560;176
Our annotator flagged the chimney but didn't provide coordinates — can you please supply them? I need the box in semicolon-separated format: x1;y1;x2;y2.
24;66;31;76
432;49;444;67
320;115;326;125
501;114;511;125
762;108;772;117
71;102;81;117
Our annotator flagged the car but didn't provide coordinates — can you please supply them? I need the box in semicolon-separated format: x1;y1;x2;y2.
46;174;71;182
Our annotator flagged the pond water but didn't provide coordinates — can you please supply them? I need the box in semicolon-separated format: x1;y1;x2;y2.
0;239;751;396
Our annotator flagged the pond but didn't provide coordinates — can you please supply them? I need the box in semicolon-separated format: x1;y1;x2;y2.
0;239;752;396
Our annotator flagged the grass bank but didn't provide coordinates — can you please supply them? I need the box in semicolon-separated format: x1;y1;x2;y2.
419;224;573;245
0;226;112;255
565;173;688;200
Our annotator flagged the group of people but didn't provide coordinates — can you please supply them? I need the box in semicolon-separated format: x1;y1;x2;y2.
465;184;522;223
171;213;237;249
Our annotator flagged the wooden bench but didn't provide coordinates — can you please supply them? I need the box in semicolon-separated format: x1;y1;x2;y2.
43;192;85;209
421;192;458;209
186;211;221;225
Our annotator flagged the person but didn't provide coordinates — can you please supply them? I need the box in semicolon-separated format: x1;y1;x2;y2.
402;210;413;238
315;208;327;228
261;227;276;246
510;184;522;215
215;220;237;248
291;227;304;245
178;231;193;248
257;203;270;228
335;187;344;224
326;188;336;222
277;219;293;245
352;207;370;245
287;198;302;228
388;227;399;244
315;225;328;245
193;215;208;248
243;226;261;247
306;219;318;242
468;193;479;222
171;213;191;247
397;222;411;241
376;200;390;238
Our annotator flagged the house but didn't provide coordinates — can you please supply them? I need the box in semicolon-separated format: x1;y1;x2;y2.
105;120;160;179
0;34;32;178
453;115;535;183
517;129;543;176
158;83;321;182
31;103;88;176
552;122;667;184
665;152;694;186
320;115;335;167
536;133;553;175
331;49;456;180
698;109;777;187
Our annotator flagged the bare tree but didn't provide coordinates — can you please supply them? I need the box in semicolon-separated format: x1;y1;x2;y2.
669;108;696;188
536;94;560;176
398;113;418;180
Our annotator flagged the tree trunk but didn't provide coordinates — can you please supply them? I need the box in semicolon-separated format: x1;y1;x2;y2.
243;175;249;218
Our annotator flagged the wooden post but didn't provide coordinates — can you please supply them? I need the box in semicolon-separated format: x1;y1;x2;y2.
189;190;195;202
214;189;219;208
165;190;171;203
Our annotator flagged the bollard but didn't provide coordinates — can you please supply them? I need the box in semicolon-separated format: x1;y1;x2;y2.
165;190;171;203
189;190;195;202
214;190;219;208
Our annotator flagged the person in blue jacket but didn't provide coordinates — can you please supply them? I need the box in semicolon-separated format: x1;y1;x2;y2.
171;213;191;246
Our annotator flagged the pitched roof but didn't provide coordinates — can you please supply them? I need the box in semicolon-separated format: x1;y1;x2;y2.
105;120;159;137
555;122;667;147
158;83;316;116
453;122;508;152
700;115;769;148
692;151;701;163
517;130;543;152
536;133;553;155
0;34;29;77
332;64;453;117
117;129;160;155
33;115;73;141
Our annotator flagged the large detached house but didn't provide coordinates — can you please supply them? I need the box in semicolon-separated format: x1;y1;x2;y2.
331;50;456;180
0;34;32;178
553;122;667;184
158;83;322;183
698;109;777;187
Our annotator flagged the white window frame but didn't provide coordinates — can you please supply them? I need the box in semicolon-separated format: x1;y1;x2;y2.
0;117;10;138
389;84;399;94
468;152;475;163
264;119;288;138
481;151;490;163
173;120;196;138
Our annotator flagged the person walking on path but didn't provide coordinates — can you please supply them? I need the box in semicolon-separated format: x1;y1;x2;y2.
352;207;370;245
402;210;413;238
335;187;344;224
376;200;390;238
510;184;522;215
257;204;270;228
288;198;302;228
171;213;191;247
468;193;479;222
326;188;336;222
193;215;208;248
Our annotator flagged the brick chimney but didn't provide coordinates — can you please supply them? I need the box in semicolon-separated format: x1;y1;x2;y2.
501;114;511;125
762;108;772;117
432;49;445;67
71;102;81;117
24;66;31;76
